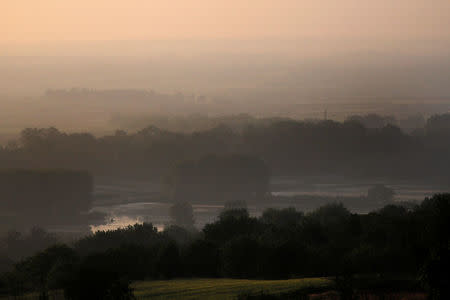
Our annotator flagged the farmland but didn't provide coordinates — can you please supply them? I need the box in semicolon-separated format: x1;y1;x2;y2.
132;278;333;300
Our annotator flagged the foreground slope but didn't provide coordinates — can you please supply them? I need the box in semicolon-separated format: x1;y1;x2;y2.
132;278;332;300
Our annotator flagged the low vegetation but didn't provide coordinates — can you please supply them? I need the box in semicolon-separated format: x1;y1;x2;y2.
132;278;332;300
0;194;448;299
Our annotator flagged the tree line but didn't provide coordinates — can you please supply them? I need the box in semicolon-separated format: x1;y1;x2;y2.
0;169;101;230
1;194;448;299
164;154;270;203
1;113;450;182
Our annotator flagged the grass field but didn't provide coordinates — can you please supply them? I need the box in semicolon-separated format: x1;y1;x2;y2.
132;277;333;300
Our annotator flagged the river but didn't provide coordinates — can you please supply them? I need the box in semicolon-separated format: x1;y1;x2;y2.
89;177;448;232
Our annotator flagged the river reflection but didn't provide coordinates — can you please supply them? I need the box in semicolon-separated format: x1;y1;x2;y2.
90;202;228;232
90;178;447;233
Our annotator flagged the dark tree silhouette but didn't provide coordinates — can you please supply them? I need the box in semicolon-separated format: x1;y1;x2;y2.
0;169;95;227
164;154;270;203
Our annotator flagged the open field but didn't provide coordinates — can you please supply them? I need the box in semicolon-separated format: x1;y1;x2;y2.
132;277;333;300
0;277;427;300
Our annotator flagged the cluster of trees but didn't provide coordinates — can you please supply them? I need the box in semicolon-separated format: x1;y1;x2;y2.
164;154;270;203
0;169;101;229
113;112;428;136
1;194;448;299
110;113;269;133
346;113;426;131
0;227;58;273
2;113;450;182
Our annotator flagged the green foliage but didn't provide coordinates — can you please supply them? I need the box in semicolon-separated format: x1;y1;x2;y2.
162;225;196;245
203;208;260;243
182;239;218;277
420;246;450;300
11;244;77;299
221;236;261;278
417;194;450;300
74;223;160;255
156;241;181;279
308;202;351;226
260;207;303;229
63;252;135;300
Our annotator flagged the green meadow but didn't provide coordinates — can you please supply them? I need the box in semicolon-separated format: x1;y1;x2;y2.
132;277;333;300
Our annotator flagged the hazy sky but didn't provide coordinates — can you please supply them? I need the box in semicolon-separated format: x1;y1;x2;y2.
2;0;450;43
1;1;450;99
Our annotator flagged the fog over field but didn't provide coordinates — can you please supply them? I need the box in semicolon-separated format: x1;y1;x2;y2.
1;0;450;234
1;1;450;299
2;1;450;142
2;39;450;99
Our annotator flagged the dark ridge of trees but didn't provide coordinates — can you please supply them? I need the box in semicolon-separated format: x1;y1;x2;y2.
1;193;449;299
164;154;270;203
73;223;161;256
110;112;266;133
0;169;97;228
1;114;450;182
426;113;450;134
113;112;426;134
2;194;449;299
0;227;58;264
346;114;397;129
